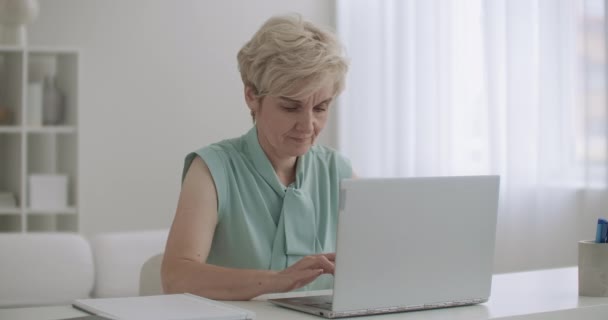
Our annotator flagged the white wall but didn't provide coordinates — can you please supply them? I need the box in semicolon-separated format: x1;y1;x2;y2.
28;0;337;235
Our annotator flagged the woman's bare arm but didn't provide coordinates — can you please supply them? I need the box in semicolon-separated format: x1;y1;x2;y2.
161;156;334;300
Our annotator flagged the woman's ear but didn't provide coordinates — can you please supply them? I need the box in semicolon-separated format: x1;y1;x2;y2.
244;85;259;113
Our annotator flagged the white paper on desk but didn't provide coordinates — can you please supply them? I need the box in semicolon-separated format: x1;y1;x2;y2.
73;293;255;320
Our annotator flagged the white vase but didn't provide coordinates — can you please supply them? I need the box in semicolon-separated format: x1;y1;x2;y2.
0;0;40;46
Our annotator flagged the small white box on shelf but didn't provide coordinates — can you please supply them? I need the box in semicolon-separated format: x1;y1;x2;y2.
29;174;68;212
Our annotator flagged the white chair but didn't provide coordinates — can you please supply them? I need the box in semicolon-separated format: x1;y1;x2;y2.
0;233;94;307
139;253;164;296
90;229;168;298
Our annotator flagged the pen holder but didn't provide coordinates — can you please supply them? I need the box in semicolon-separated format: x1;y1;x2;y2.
578;240;608;297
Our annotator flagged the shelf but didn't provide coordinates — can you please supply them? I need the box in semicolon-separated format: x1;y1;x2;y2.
0;46;80;54
0;207;20;215
0;46;24;52
0;126;78;134
27;207;77;215
27;47;80;54
0;46;79;233
0;126;21;133
26;126;77;134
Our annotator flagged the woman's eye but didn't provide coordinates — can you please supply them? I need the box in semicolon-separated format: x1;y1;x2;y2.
314;103;329;112
282;105;298;112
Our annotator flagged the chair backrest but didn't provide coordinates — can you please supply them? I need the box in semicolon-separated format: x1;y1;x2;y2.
90;229;168;298
139;253;164;296
0;233;94;307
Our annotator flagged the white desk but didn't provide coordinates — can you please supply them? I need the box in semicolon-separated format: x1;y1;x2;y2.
2;267;608;320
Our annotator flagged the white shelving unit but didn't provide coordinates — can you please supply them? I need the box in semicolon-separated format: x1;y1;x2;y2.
0;46;79;232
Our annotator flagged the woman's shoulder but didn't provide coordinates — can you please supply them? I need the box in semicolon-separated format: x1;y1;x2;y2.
184;136;247;176
191;136;245;159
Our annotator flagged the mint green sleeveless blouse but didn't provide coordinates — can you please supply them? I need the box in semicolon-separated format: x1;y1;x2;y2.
182;126;352;290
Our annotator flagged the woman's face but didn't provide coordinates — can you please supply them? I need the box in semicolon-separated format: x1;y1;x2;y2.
245;83;334;159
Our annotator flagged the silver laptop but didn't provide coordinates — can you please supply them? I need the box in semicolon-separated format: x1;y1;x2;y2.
269;175;500;318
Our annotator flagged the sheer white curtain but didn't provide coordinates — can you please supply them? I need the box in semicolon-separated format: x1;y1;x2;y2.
336;0;606;272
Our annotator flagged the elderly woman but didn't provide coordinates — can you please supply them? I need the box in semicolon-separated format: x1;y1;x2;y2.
161;14;353;301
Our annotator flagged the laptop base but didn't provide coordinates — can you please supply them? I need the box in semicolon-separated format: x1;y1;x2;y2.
269;295;488;319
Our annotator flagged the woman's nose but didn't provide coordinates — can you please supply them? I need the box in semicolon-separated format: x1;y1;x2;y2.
296;111;315;132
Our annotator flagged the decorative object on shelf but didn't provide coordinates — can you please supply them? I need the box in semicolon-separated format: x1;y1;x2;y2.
29;174;68;212
0;106;12;124
0;191;17;207
42;75;65;125
0;0;40;46
26;81;42;126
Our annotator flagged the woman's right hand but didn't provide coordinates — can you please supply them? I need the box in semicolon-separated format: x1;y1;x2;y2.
274;253;336;292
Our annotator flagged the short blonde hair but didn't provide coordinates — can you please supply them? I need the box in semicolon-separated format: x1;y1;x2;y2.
237;14;348;101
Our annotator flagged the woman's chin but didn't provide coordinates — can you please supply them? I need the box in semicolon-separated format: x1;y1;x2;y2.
287;144;312;157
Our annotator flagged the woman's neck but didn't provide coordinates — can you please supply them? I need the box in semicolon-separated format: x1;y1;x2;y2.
270;156;297;187
257;133;297;186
